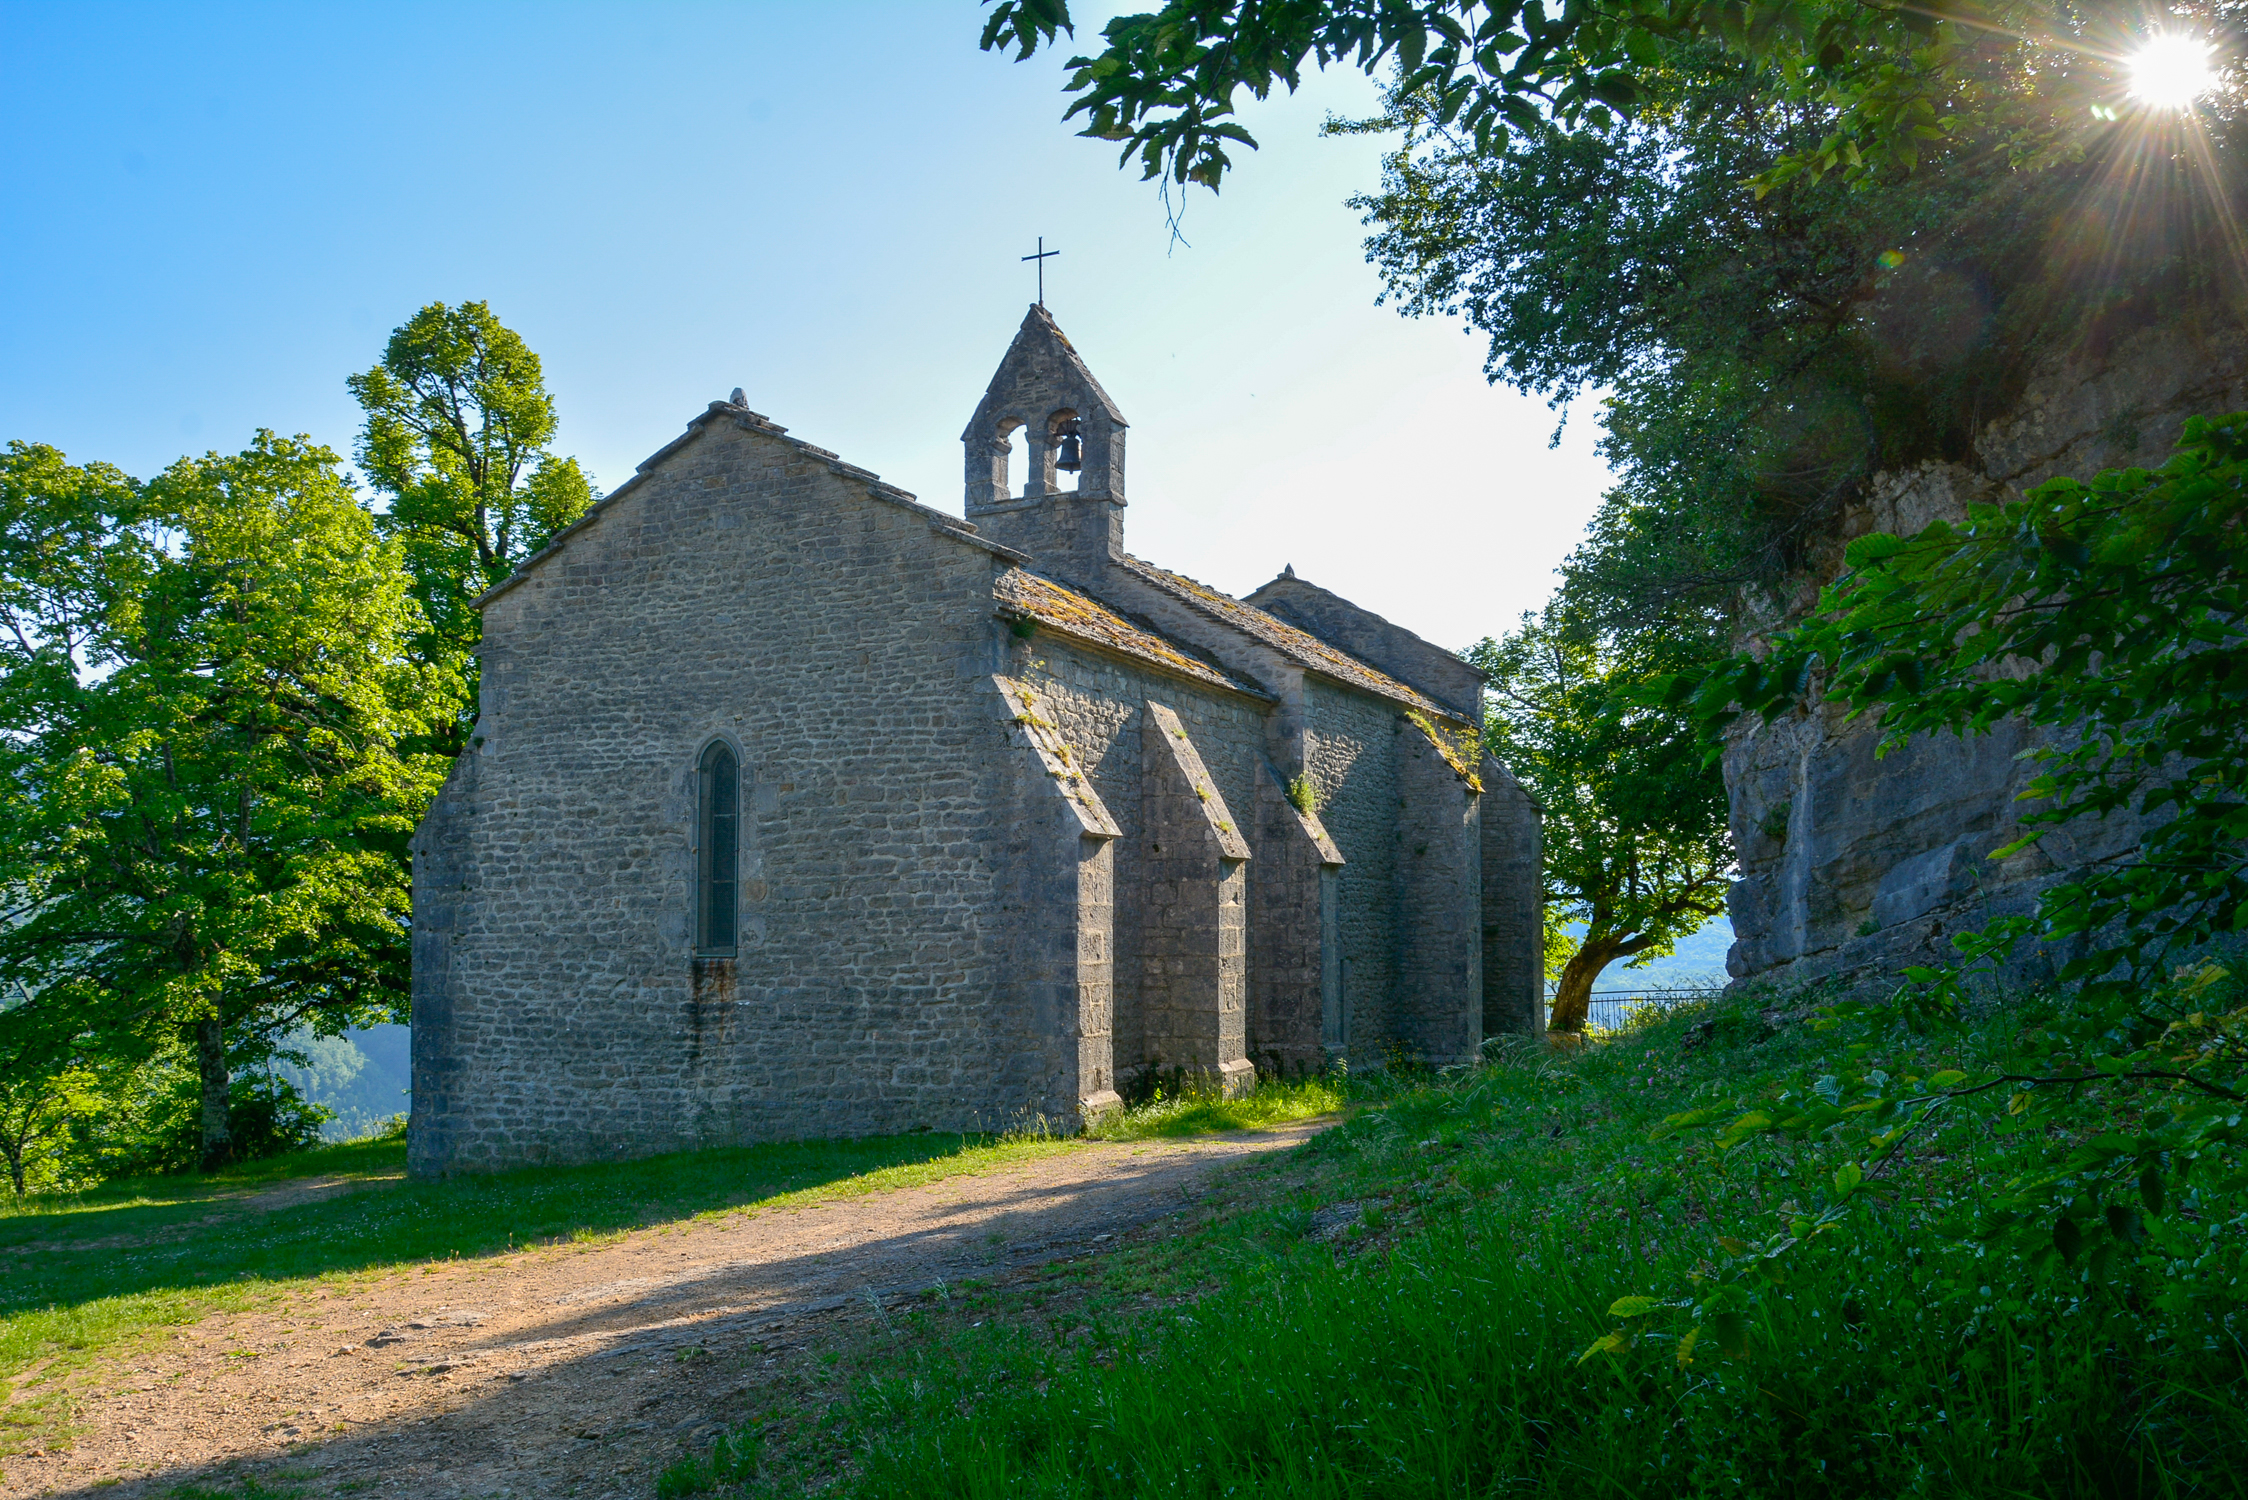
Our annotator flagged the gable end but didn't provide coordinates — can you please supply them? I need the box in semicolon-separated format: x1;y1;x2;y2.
473;398;1024;611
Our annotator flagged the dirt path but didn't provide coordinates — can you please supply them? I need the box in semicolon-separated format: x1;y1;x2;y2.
9;1125;1324;1500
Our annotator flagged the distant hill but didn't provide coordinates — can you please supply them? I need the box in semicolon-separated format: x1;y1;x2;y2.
1563;913;1734;995
275;1024;411;1140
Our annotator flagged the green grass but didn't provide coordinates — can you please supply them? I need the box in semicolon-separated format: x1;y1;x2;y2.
0;1131;412;1225
1085;1075;1346;1141
0;1126;1085;1460
0;1077;1331;1467
704;990;2248;1500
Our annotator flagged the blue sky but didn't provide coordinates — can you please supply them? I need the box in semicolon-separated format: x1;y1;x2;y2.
0;0;1619;652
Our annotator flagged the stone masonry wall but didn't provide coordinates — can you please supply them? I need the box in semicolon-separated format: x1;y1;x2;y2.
990;675;1123;1121
1395;725;1482;1066
1302;679;1402;1058
406;749;477;1176
1249;760;1345;1076
1137;702;1255;1094
410;412;1039;1174
1478;756;1545;1035
1726;322;2248;988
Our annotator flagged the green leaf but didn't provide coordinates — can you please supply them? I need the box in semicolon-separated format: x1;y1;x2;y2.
1649;1105;1730;1140
1575;1329;1629;1364
1715;1110;1776;1148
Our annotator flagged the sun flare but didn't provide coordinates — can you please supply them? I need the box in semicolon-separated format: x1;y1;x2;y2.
2128;33;2219;110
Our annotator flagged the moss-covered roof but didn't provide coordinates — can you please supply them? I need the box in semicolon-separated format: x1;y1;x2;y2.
994;569;1268;698
1117;557;1465;724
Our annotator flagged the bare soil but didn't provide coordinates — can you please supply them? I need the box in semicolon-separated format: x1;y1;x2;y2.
7;1125;1324;1500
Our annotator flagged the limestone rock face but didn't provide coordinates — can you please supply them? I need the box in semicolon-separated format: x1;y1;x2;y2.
1725;322;2248;987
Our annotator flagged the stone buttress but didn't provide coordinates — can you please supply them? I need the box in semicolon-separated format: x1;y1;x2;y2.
1249;760;1345;1076
1135;701;1255;1095
991;676;1123;1121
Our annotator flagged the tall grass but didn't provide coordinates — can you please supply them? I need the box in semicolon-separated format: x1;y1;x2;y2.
821;992;2248;1499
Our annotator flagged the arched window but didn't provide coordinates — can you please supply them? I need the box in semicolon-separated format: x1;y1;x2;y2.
697;743;739;954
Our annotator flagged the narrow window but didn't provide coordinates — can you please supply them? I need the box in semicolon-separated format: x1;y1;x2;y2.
697;743;739;953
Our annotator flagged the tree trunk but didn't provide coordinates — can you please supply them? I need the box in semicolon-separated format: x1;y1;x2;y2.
3;1139;24;1198
1548;939;1629;1033
196;1017;232;1172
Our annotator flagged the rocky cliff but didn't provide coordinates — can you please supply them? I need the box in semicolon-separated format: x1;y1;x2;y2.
1724;322;2248;987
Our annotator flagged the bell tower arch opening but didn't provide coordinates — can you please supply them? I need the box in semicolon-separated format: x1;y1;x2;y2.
996;418;1027;499
1046;409;1082;494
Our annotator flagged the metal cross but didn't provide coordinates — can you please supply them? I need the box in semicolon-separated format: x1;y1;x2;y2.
1021;236;1059;306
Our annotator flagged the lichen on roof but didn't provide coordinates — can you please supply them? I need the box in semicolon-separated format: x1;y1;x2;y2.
1406;709;1485;793
1118;556;1466;723
994;569;1267;698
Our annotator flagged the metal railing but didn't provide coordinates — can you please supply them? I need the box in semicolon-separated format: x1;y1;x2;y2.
1549;987;1718;1034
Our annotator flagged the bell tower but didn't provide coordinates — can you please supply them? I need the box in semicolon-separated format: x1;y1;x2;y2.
961;304;1128;579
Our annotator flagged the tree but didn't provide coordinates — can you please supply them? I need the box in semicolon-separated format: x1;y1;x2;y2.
1350;39;2238;637
1470;607;1732;1030
348;300;595;713
989;4;2244;637
0;994;112;1197
980;0;2185;195
0;436;453;1171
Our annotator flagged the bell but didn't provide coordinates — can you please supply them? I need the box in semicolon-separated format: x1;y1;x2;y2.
1053;417;1084;473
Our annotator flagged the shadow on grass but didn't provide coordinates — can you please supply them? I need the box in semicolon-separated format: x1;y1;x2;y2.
0;1135;414;1242
0;1129;1056;1388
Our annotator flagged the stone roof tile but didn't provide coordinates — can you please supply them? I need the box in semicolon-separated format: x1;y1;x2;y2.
994;569;1268;699
1116;557;1462;722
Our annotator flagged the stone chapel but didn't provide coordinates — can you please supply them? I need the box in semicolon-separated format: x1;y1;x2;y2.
407;306;1544;1176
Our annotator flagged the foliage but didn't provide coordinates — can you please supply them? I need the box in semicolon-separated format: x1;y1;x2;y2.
1469;604;1731;1029
1596;415;2248;1399
347;300;595;710
79;1051;333;1180
0;999;111;1197
1542;906;1579;983
1677;412;2248;996
980;0;2232;193
0;436;453;1173
1357;41;2240;631
1582;961;2246;1417
810;990;2247;1498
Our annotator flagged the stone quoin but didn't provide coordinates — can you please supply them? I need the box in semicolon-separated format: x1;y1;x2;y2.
407;306;1543;1175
